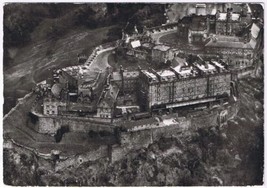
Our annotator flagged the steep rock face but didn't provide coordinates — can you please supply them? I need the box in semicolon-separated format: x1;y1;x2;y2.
4;76;264;186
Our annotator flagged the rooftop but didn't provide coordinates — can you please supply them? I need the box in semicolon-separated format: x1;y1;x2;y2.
153;44;171;52
131;40;141;48
205;39;253;49
51;83;63;98
195;62;216;73
173;65;194;77
250;23;260;39
98;83;120;107
142;42;154;49
142;60;226;82
112;71;140;81
62;65;99;84
217;12;240;21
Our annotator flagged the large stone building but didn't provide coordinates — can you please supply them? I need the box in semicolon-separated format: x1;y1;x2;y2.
59;65;108;103
111;68;140;94
215;6;252;36
138;60;233;111
205;22;262;70
96;83;120;119
177;15;212;43
215;8;242;35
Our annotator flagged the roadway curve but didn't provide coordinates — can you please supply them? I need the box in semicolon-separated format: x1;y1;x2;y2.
150;29;177;44
87;47;115;72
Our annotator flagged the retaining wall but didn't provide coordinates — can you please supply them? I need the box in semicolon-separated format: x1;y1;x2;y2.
34;115;115;134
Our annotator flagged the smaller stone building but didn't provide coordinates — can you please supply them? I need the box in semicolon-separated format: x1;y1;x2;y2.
205;36;255;70
96;84;120;119
188;15;209;43
215;8;242;36
43;97;67;116
152;44;174;64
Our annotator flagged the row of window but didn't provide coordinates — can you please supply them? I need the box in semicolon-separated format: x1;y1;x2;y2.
153;86;229;102
46;110;55;115
100;114;110;118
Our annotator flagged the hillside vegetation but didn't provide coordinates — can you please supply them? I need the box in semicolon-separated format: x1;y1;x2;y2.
3;3;165;114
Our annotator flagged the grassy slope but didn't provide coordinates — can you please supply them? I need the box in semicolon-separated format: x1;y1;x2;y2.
4;23;115;114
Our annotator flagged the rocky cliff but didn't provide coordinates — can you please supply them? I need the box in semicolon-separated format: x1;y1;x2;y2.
3;77;263;186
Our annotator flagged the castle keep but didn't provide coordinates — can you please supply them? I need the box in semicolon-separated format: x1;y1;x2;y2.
29;3;262;136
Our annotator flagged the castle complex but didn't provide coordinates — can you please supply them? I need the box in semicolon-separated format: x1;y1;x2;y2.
31;3;262;135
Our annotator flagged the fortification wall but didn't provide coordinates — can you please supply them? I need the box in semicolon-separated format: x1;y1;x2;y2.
111;105;239;163
3;92;36;133
35;115;114;134
151;117;191;141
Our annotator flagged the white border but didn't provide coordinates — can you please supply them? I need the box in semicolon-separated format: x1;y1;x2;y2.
0;1;265;188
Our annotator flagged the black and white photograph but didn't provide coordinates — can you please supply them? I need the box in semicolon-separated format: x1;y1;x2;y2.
2;1;264;186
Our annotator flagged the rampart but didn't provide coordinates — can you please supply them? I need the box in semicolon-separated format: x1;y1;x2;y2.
31;113;115;134
3;92;36;135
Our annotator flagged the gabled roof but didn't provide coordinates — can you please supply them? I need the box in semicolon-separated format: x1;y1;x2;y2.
250;23;260;39
215;35;240;42
249;38;257;49
173;56;187;66
51;83;63;98
98;83;120;108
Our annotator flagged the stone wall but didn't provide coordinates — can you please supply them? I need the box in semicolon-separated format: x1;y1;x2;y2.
34;115;115;134
151;117;191;141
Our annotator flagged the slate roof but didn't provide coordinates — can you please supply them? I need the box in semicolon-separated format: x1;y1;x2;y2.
249;38;257;49
51;83;63;98
98;83;120;108
205;39;254;49
250;23;260;39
